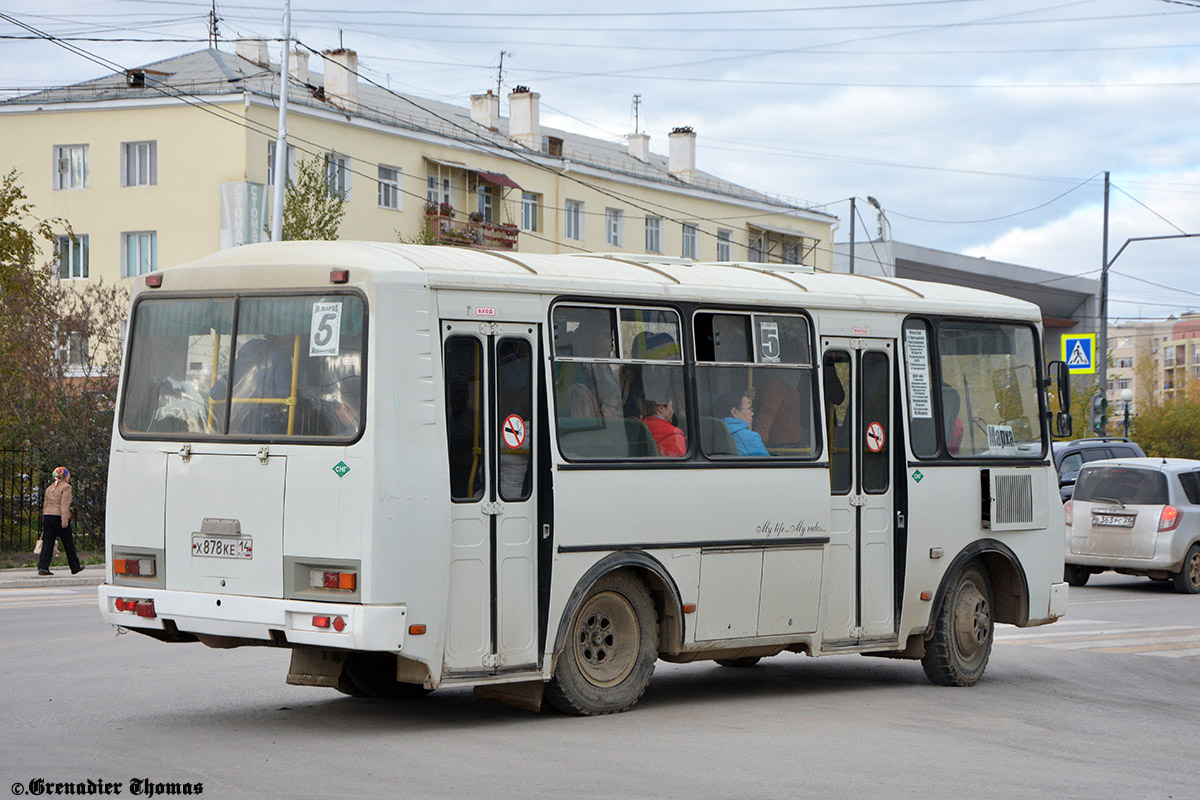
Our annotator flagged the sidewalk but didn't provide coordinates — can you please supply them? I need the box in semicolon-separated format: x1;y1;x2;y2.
0;564;105;589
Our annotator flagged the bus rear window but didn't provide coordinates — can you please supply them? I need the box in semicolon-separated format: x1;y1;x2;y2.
122;294;365;440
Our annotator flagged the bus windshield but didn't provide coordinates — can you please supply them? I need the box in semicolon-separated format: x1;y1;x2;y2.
121;294;365;440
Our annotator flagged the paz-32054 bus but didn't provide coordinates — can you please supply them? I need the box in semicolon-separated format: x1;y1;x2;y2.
99;242;1072;715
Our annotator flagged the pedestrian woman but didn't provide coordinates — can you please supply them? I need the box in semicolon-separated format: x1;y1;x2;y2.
37;466;83;576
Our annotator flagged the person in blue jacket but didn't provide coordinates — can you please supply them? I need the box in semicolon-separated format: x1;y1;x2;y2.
716;388;770;457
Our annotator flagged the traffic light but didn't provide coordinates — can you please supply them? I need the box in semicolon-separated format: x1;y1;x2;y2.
1090;392;1108;435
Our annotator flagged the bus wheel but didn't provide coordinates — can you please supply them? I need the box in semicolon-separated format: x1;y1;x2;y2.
1064;564;1091;587
546;571;659;715
714;657;761;668
343;652;432;700
921;562;993;687
1171;544;1200;594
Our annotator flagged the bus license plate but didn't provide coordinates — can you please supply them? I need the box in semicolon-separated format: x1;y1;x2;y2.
191;534;253;559
1092;513;1135;528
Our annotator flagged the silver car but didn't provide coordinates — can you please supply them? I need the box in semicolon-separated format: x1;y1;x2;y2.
1064;457;1200;593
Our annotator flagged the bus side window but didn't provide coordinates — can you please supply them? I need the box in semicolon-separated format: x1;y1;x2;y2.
824;351;852;494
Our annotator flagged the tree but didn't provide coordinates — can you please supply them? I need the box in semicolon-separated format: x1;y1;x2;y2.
0;169;128;549
278;155;346;241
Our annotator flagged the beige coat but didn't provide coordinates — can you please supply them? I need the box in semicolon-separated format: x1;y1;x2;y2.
43;480;73;520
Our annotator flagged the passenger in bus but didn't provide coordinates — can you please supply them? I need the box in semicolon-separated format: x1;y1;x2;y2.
753;374;810;449
562;318;622;419
641;374;686;457
717;388;770;457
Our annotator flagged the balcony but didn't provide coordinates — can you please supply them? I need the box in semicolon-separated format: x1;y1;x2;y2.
424;209;518;251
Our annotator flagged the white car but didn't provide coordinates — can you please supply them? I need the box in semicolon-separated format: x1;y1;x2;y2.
1064;457;1200;593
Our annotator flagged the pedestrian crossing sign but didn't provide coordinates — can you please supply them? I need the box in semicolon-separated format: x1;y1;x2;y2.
1063;334;1095;374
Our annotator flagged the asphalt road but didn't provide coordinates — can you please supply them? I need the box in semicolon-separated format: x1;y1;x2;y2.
2;572;1197;799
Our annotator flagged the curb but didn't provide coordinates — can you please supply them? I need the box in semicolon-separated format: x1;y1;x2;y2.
0;565;105;590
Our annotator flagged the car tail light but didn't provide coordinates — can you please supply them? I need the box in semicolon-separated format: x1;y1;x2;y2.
1159;505;1181;532
309;569;356;592
1064;500;1073;530
310;615;347;631
114;597;156;618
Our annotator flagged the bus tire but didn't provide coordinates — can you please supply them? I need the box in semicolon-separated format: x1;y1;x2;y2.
343;652;432;700
545;571;658;716
921;561;993;687
1171;544;1200;594
714;657;761;668
1064;564;1091;587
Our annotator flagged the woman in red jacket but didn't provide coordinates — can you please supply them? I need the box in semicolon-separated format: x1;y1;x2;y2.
37;466;83;576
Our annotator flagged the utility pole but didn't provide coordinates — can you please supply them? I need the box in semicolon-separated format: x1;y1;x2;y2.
848;197;856;275
207;1;220;48
270;0;292;242
1099;170;1110;428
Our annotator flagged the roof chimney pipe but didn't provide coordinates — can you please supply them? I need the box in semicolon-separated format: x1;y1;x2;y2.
471;90;501;131
508;86;541;150
668;126;697;183
289;48;309;86
629;132;651;162
323;48;358;110
235;37;271;68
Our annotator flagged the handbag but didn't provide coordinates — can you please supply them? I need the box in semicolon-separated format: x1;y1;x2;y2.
33;536;43;555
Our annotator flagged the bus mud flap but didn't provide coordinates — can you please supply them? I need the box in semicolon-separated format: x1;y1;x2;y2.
286;647;346;688
473;680;544;712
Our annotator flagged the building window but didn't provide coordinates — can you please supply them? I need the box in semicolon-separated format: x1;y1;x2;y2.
325;153;350;199
717;229;732;261
427;175;451;206
122;231;157;277
1114;356;1133;369
477;185;495;223
267;142;297;187
121;141;157;187
749;232;765;262
565;199;584;241
522;192;540;232
783;240;801;265
1193;345;1200;365
55;330;88;369
53;144;88;190
681;223;697;259
645;216;662;253
57;234;88;280
378;165;401;210
606;208;624;247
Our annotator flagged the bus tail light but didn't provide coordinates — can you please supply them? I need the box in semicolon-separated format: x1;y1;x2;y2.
113;557;156;577
1063;501;1073;530
310;569;356;591
1159;505;1181;532
114;598;156;618
311;615;347;631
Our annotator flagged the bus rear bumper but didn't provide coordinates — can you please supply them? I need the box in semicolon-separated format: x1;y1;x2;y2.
97;584;408;652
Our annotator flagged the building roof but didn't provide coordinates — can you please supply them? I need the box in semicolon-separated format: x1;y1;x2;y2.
3;47;833;221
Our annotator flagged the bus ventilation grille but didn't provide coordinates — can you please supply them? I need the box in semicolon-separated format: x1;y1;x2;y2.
992;473;1034;527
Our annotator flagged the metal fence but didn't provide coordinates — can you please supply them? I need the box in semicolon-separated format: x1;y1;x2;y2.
0;448;101;554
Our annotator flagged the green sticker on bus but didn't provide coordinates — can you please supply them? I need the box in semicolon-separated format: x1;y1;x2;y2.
333;461;350;477
912;469;923;483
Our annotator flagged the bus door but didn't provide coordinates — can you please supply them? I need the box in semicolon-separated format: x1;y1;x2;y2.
442;322;539;674
821;337;896;644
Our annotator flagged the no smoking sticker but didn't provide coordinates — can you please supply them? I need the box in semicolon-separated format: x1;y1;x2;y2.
866;421;885;453
502;414;527;449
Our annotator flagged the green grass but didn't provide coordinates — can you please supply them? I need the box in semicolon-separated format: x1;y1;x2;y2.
0;549;105;570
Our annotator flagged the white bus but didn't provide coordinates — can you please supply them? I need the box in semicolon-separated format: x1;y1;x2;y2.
100;242;1072;715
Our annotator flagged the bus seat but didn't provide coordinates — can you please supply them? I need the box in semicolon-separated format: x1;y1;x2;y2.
557;417;657;459
700;416;738;456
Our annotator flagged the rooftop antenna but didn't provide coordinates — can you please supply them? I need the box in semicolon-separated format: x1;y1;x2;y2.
496;50;510;98
207;1;221;48
338;28;344;49
633;93;642;134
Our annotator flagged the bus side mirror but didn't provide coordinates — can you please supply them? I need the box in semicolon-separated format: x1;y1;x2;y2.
1046;360;1072;438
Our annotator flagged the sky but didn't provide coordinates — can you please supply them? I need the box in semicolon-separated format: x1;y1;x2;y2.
3;0;1200;327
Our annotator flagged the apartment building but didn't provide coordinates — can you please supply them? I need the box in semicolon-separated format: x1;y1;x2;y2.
1110;314;1200;410
0;39;836;288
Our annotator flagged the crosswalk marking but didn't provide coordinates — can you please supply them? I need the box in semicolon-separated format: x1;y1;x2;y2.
996;622;1200;660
